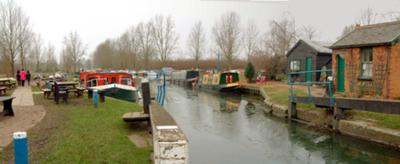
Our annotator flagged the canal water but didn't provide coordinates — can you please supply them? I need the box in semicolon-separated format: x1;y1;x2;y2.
162;85;400;164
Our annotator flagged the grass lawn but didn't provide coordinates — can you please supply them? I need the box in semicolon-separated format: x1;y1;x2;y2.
346;110;400;130
27;95;151;163
261;84;316;110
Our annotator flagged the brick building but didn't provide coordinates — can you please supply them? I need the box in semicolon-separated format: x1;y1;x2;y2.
331;21;400;99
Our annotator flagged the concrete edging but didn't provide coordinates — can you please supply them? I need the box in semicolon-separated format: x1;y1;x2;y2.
251;85;400;149
339;120;400;149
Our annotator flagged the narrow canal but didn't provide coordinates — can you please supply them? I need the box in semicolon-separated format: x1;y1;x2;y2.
162;85;400;164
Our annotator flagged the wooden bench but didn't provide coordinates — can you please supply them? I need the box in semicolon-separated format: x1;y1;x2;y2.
75;87;85;97
0;87;6;96
42;88;51;99
10;82;16;88
0;96;15;116
122;112;150;122
0;83;12;90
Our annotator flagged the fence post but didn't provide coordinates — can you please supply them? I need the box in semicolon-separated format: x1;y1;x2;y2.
142;79;150;114
333;103;345;130
13;132;28;164
93;89;99;108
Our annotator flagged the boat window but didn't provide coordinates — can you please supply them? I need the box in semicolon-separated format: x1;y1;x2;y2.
121;78;129;85
88;77;98;87
186;71;199;79
111;77;116;84
220;73;239;84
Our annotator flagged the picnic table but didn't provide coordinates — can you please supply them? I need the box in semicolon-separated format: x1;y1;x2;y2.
47;81;85;103
0;96;15;116
0;87;6;95
0;78;16;89
43;81;84;98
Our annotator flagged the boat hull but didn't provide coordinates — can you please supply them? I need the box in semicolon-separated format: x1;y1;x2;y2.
103;88;137;102
199;82;240;92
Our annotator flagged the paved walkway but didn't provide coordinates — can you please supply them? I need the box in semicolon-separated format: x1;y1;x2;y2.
11;86;34;106
0;86;44;149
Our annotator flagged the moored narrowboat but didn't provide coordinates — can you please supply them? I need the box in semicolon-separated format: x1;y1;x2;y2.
171;70;200;87
80;71;135;89
89;84;138;102
200;70;240;91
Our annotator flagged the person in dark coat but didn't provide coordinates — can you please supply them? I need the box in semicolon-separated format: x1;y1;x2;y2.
27;70;31;86
16;70;20;86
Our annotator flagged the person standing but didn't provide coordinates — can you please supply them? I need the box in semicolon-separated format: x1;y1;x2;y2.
16;70;20;86
20;69;26;87
26;70;31;86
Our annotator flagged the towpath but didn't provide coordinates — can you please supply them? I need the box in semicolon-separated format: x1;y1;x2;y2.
11;86;34;106
0;86;45;149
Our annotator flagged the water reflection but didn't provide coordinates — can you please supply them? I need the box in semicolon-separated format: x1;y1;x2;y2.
163;85;400;164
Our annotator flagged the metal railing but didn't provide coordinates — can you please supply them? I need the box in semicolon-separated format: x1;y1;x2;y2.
288;69;335;108
156;72;167;106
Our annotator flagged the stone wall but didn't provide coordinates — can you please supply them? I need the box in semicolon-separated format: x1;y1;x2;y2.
150;103;189;164
339;120;400;149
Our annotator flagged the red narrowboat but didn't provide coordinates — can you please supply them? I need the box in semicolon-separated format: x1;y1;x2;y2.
80;71;135;89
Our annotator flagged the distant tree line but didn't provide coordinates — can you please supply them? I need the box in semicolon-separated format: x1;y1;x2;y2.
91;12;301;80
92;15;179;70
0;0;88;76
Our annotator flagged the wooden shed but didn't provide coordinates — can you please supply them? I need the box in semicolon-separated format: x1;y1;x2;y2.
331;21;400;99
287;39;332;82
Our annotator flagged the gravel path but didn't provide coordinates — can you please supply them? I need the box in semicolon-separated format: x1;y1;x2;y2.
11;86;34;106
0;86;45;149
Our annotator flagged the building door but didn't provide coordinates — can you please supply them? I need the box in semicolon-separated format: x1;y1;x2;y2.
337;55;345;92
306;57;312;82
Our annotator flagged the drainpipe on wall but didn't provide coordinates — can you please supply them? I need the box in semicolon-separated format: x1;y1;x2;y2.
386;46;391;99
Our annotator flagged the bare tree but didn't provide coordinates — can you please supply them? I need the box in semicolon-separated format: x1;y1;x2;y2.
92;39;115;69
45;43;58;73
0;0;32;75
115;27;140;70
242;20;259;61
17;19;32;69
115;33;129;69
188;21;206;68
60;49;73;73
262;15;297;79
62;32;86;73
338;24;356;39
126;26;140;69
357;7;379;25
30;34;43;72
265;17;297;57
151;15;179;66
299;25;318;41
213;11;241;69
136;21;155;69
382;11;400;21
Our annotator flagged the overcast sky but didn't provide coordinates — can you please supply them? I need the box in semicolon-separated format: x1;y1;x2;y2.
16;0;400;60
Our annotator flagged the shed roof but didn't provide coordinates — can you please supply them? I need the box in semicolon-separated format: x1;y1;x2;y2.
287;39;332;56
331;21;400;49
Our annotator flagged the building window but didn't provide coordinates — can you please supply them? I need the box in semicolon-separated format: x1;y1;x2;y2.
360;47;373;79
290;60;300;71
